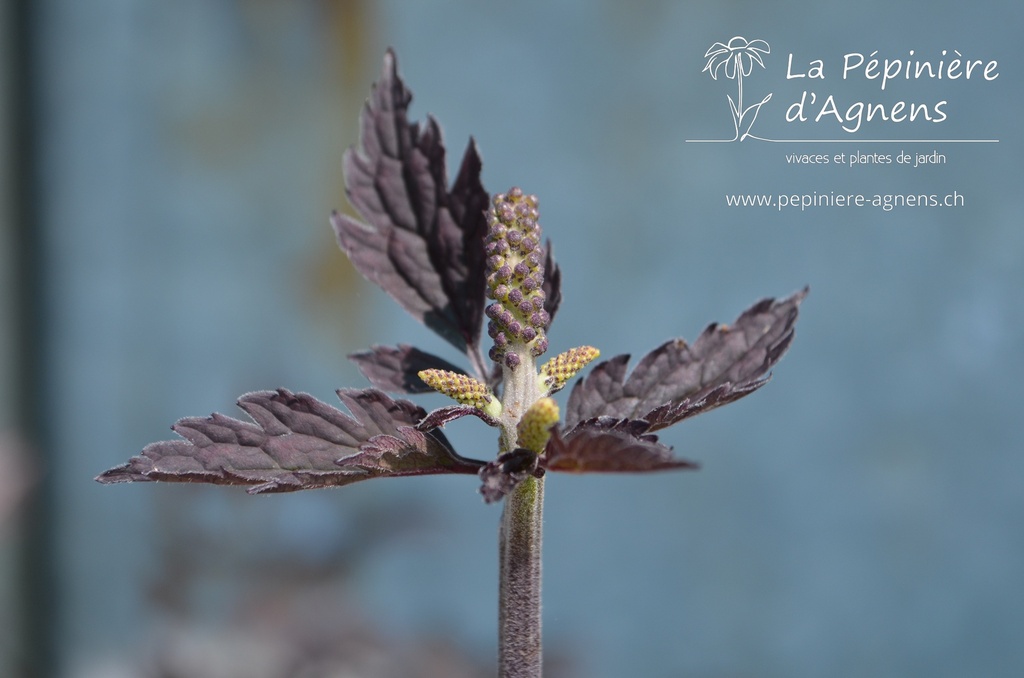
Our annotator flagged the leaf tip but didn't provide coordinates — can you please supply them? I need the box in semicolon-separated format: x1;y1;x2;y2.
94;463;144;485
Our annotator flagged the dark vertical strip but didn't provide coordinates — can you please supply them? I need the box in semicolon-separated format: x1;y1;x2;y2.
10;1;56;677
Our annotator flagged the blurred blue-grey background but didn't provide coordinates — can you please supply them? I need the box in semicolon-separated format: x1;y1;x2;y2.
1;1;1022;676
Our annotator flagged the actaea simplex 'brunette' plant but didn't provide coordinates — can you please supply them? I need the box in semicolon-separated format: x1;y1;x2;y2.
98;49;807;677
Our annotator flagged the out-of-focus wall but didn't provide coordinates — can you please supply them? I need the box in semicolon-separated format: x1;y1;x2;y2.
7;1;1024;677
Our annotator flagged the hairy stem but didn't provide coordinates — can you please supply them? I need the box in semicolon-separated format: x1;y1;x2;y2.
498;345;544;677
499;475;544;677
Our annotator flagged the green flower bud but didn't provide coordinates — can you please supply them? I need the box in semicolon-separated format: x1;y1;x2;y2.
538;346;601;393
516;397;560;454
418;369;501;418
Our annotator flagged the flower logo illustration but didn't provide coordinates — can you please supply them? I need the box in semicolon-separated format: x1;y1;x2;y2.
703;36;773;141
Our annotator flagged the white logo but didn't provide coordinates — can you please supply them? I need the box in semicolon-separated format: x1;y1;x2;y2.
702;36;773;141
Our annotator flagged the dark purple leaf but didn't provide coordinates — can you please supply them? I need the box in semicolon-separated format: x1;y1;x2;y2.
417;405;500;431
639;380;765;430
96;388;484;494
331;49;490;372
344;425;483;477
542;240;562;327
542;424;698;474
349;343;468;394
479;449;542;503
565;287;806;430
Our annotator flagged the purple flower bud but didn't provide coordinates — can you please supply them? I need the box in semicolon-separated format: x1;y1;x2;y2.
486;188;550;364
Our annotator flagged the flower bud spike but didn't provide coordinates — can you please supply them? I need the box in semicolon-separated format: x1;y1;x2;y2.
516;397;560;455
485;187;549;364
538;346;601;394
418;369;502;418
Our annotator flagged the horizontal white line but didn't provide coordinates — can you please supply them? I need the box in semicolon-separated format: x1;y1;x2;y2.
685;139;999;143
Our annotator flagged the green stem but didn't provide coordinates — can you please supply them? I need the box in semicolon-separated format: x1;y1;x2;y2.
499;475;544;677
497;345;545;677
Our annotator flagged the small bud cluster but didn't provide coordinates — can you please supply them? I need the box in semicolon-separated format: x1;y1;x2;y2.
539;346;601;393
485;187;550;369
418;369;499;415
516;397;560;454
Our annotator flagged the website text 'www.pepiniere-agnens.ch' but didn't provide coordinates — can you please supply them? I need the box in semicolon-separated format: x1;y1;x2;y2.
725;191;965;211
